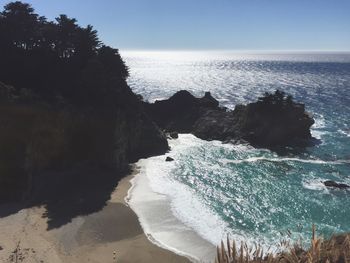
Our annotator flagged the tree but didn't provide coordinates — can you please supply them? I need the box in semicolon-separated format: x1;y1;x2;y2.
75;25;100;60
0;1;130;106
55;14;78;58
97;46;129;79
0;1;39;50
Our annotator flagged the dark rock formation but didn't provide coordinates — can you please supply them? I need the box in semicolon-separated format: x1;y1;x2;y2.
324;180;350;189
0;81;169;227
144;90;315;148
169;132;179;139
0;81;169;204
0;0;170;224
145;90;201;133
166;156;174;162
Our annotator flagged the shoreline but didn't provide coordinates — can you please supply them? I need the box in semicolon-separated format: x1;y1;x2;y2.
0;167;191;263
127;156;217;263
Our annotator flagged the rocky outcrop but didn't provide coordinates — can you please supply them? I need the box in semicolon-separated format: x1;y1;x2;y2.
144;90;315;148
0;82;168;203
324;180;350;189
168;132;179;139
144;90;222;133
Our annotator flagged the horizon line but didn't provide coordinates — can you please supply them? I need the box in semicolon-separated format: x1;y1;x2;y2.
119;49;350;54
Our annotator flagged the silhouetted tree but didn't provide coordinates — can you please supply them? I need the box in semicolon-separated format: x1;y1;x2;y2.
0;1;38;49
55;14;78;58
0;1;129;106
97;46;129;79
75;25;100;61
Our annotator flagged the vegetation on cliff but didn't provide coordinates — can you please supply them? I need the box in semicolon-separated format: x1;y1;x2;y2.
233;90;315;147
0;1;128;105
0;1;168;222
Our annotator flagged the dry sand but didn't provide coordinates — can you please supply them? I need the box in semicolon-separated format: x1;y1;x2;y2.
0;170;191;263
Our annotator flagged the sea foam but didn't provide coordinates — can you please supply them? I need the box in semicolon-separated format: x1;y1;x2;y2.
127;135;283;262
123;51;350;260
127;136;217;262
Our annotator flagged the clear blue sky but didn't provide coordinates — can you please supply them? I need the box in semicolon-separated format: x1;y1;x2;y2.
1;0;349;51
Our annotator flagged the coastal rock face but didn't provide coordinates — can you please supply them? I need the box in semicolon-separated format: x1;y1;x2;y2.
0;1;170;205
169;132;179;139
324;180;350;189
0;82;169;202
144;90;221;133
144;90;315;148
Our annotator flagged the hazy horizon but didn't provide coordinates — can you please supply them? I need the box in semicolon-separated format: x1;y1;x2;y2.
120;49;350;53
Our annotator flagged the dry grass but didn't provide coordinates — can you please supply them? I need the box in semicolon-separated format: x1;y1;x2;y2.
215;225;350;263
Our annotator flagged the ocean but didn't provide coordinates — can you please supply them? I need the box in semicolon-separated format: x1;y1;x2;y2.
122;51;350;262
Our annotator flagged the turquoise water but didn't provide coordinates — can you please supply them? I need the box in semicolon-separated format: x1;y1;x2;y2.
123;51;350;252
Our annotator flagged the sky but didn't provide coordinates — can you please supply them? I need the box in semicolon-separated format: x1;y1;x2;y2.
0;0;349;51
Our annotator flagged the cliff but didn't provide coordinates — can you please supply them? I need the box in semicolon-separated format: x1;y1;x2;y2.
0;1;169;208
144;90;315;148
0;81;168;204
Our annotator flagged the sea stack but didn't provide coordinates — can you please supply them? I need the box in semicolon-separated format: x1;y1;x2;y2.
144;90;315;148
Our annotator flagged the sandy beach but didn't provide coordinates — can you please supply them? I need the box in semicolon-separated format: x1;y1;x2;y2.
0;169;190;263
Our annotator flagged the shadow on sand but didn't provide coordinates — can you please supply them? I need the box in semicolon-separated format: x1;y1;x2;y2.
0;164;128;230
0;138;322;229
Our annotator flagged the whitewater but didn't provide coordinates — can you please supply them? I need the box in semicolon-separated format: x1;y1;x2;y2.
122;51;350;262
